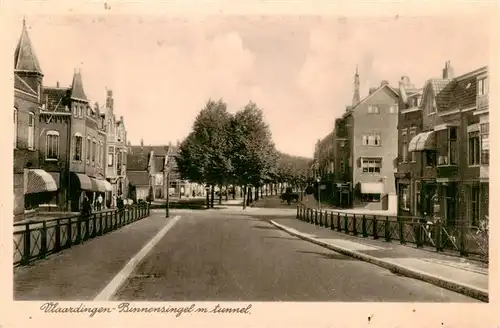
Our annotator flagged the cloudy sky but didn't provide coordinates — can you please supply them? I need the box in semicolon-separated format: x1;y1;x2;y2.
15;14;490;157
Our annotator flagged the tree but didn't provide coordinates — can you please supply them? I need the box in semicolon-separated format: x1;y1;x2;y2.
175;99;233;207
230;101;278;209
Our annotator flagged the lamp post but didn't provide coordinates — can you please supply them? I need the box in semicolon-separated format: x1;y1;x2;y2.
205;185;210;209
317;176;321;211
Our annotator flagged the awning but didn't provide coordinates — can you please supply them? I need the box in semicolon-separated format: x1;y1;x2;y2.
360;182;384;194
71;173;94;191
96;179;113;192
26;169;58;194
408;131;436;152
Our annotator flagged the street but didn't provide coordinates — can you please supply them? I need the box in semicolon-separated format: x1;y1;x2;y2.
14;206;477;302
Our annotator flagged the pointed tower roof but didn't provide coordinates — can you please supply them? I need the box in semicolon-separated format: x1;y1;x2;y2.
14;18;43;74
351;65;360;107
70;69;88;101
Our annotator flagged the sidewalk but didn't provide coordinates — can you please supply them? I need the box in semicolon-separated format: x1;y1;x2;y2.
269;216;488;302
302;195;397;216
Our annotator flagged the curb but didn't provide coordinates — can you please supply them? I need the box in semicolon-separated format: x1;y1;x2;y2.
269;220;488;303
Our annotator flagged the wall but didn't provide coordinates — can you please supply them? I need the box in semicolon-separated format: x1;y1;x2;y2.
352;86;399;195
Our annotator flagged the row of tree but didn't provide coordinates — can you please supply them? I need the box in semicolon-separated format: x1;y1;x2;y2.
174;99;313;208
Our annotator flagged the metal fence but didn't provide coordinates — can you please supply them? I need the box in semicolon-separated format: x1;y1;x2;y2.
296;204;488;262
13;204;150;267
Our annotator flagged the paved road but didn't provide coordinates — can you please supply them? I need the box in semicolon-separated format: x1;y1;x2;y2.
14;209;477;302
113;210;475;302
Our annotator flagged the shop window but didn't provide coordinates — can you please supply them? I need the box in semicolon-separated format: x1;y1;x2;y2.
361;193;380;202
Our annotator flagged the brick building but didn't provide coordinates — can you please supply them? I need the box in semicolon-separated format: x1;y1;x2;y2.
399;61;489;229
104;89;128;207
13;20;58;218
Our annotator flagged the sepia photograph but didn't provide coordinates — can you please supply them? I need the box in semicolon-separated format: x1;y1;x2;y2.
5;3;497;326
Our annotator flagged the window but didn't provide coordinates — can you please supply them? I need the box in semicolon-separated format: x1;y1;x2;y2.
46;131;59;160
361;158;381;173
87;106;91;117
480;123;489;165
362;134;381;146
468;131;480;166
92;139;97;163
425;151;436;167
37;83;41;102
74;134;82;161
87;137;91;161
471;185;480;227
478;77;488;95
409;128;417;162
28;112;35;150
449;127;458;165
13;108;17;148
361;194;381;202
108;146;114;166
399;184;410;211
79;105;83;118
368;105;379;114
389;104;398;114
401;129;408;162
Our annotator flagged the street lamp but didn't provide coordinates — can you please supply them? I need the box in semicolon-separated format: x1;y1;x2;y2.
205;186;210;209
317;176;321;211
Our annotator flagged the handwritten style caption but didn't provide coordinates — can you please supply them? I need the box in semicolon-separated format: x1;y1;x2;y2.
40;302;252;318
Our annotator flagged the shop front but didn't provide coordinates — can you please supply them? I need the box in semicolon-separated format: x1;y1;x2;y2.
69;172;102;212
23;169;59;210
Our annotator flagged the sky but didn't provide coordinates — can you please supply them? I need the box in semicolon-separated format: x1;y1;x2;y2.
14;14;490;157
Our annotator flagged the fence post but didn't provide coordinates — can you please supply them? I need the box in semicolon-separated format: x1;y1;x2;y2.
362;215;367;237
373;216;378;240
416;220;423;248
85;215;90;241
22;223;31;265
314;210;318;225
337;213;341;232
352;214;358;236
55;219;61;252
76;217;82;245
344;214;348;233
39;221;48;259
98;212;103;236
399;219;405;244
319;210;323;227
330;212;335;230
435;220;442;252
296;205;299;219
384;216;391;242
324;211;329;228
92;214;97;238
66;217;73;248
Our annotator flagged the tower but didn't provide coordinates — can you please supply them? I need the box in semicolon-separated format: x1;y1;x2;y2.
352;65;360;107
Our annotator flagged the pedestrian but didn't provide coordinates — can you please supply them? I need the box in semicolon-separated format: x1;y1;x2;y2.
97;194;103;211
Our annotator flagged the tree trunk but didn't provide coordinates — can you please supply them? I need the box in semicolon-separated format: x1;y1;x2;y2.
219;185;223;205
225;184;229;201
255;186;259;201
242;185;247;209
247;187;252;206
210;185;215;208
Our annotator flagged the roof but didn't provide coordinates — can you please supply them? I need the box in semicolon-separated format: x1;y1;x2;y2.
447;74;478;110
127;152;150;171
154;156;165;173
429;79;455;111
129;145;170;156
14;20;42;73
350;84;400;114
14;74;37;96
70;71;87;100
127;171;150;187
43;87;70;112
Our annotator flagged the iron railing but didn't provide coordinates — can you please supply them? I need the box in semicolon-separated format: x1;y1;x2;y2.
13;204;150;267
296;204;488;262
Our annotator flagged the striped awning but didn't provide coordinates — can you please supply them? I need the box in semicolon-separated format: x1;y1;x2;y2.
408;131;436;152
96;179;113;192
71;173;94;191
26;169;58;194
360;182;384;194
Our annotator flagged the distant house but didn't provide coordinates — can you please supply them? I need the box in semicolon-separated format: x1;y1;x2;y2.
126;140;154;202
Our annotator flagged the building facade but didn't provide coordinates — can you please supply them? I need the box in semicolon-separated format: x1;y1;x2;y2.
13;20;58;218
104;90;128;207
398;61;489;229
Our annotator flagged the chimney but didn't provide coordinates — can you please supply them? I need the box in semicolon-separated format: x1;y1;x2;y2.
380;80;389;86
345;105;352;112
120;115;123;122
442;60;454;79
56;81;59;88
140;139;144;151
399;77;408;104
